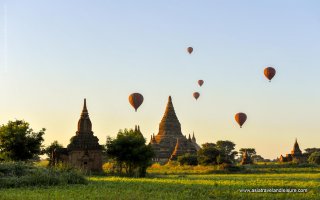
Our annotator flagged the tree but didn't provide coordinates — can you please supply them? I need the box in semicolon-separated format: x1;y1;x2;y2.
178;153;198;166
239;148;256;157
44;140;64;166
308;152;320;165
0;120;45;161
304;148;320;159
251;155;265;162
238;148;256;162
197;143;220;165
216;140;237;164
106;128;154;177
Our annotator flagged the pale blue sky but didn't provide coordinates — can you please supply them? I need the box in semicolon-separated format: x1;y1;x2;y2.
1;0;320;159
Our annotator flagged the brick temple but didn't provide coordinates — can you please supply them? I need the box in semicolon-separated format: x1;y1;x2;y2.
279;139;306;163
53;99;103;171
150;96;199;164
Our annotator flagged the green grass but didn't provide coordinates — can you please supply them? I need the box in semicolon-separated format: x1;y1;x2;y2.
1;163;319;200
147;162;320;175
1;173;319;199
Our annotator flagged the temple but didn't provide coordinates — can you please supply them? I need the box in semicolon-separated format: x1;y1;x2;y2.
279;138;306;163
53;99;103;171
150;96;199;164
240;150;252;165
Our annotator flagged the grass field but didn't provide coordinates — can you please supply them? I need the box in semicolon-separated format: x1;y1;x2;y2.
1;164;319;200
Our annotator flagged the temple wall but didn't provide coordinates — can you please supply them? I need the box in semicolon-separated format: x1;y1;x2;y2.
68;150;102;171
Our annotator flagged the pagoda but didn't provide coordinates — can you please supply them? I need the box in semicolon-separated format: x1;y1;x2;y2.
67;98;102;171
150;96;198;164
279;138;306;163
53;99;102;171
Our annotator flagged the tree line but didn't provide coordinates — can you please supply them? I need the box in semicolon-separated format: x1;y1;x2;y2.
1;119;320;177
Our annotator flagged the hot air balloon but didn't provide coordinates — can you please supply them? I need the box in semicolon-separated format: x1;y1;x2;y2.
264;67;276;82
198;80;204;87
128;93;144;112
235;112;247;128
193;92;200;100
187;47;193;54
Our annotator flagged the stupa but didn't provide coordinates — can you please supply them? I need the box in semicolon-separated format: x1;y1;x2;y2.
150;96;198;164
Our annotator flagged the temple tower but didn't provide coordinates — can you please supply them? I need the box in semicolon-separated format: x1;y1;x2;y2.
291;138;302;157
150;96;198;164
169;139;184;161
67;99;102;171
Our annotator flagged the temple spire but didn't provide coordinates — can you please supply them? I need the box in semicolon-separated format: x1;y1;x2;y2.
82;98;88;115
293;138;300;150
169;138;183;161
192;132;196;143
163;96;178;121
158;96;181;136
77;98;92;134
291;138;302;156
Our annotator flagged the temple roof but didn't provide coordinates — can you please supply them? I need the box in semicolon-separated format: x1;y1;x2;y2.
158;96;182;136
77;99;92;135
292;138;302;152
68;99;101;151
169;138;183;161
150;96;198;163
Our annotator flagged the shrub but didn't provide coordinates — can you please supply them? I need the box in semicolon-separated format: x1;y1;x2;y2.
149;163;161;169
218;163;243;173
308;152;320;165
103;162;116;173
0;162;87;188
178;153;198;166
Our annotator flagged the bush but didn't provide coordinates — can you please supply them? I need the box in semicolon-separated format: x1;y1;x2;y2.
166;161;180;167
308;152;320;164
218;163;243;173
0;162;87;188
149;163;161;169
0;161;32;177
103;162;116;174
197;143;220;165
178;153;198;166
